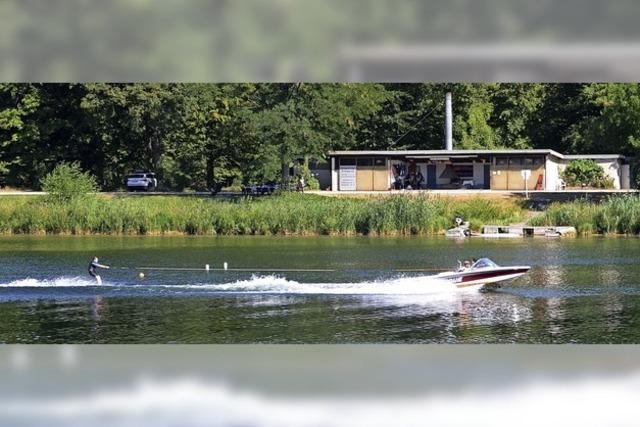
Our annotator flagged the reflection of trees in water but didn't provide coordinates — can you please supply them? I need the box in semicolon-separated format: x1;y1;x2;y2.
597;267;625;335
601;294;624;335
598;267;623;287
522;265;567;340
544;298;567;338
92;296;105;322
534;264;567;287
91;295;107;341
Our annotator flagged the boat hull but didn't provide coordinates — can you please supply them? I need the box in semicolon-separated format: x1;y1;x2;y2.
435;266;530;288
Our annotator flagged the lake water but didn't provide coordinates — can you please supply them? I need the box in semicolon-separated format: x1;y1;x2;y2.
1;235;640;343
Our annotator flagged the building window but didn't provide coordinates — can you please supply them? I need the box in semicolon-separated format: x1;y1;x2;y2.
357;157;373;166
522;157;544;167
374;157;386;166
339;157;356;166
451;164;474;179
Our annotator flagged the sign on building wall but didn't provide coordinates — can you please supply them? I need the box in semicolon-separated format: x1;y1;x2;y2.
339;165;357;191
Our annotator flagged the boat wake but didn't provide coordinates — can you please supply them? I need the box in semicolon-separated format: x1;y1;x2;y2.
0;277;104;288
161;275;463;295
0;275;465;295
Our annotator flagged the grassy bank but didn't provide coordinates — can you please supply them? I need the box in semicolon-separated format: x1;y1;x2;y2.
529;195;640;235
0;194;524;236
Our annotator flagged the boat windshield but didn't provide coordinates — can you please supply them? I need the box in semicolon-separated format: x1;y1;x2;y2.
471;258;499;269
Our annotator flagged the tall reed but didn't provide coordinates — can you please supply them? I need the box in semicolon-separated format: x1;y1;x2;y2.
529;195;640;235
0;194;525;236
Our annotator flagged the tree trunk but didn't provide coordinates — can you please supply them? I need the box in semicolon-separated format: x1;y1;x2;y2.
281;161;290;185
93;137;106;189
280;144;289;185
149;133;162;173
206;152;215;190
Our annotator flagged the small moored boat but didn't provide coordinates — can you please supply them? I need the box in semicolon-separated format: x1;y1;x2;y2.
445;227;471;238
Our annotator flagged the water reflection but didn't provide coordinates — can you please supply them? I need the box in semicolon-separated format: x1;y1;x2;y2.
598;267;623;287
534;264;566;287
2;236;640;343
601;294;625;334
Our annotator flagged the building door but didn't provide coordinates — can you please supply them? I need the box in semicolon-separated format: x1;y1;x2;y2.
338;157;357;191
523;157;545;190
356;158;374;191
483;164;491;189
372;157;389;190
491;157;508;190
507;157;526;190
426;164;437;189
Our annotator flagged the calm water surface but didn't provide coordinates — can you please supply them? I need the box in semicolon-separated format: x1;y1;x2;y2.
1;235;640;343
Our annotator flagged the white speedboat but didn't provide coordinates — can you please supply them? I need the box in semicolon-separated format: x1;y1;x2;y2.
445;217;471;238
445;227;471;238
434;258;530;290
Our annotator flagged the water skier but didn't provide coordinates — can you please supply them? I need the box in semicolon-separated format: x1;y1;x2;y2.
88;256;110;285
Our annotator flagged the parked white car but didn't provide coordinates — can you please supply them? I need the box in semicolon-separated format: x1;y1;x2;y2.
126;172;157;191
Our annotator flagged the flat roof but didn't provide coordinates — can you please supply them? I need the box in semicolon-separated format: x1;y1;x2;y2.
328;150;626;160
563;154;626;160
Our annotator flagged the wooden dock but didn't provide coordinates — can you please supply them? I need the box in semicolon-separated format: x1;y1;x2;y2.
481;225;576;237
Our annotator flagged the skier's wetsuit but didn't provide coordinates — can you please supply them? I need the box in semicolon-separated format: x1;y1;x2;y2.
88;259;109;284
88;260;100;277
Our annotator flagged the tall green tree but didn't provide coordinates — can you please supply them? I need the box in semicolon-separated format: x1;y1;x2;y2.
248;83;391;182
178;83;259;190
0;84;42;186
565;83;640;155
489;83;545;149
79;83;186;188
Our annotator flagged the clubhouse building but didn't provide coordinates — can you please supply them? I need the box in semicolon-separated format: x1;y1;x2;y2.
327;149;631;192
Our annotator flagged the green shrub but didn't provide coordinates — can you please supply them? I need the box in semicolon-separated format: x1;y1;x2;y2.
298;162;320;190
561;159;614;189
40;163;99;203
306;175;320;190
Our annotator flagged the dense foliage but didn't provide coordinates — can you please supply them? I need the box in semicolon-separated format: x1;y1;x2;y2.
1;83;640;190
561;159;614;189
0;194;524;236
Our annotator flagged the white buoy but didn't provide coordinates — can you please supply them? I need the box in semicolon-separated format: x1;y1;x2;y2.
223;262;228;270
138;272;145;279
205;264;210;272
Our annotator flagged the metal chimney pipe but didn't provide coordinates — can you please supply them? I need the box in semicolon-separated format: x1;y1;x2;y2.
445;92;453;150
